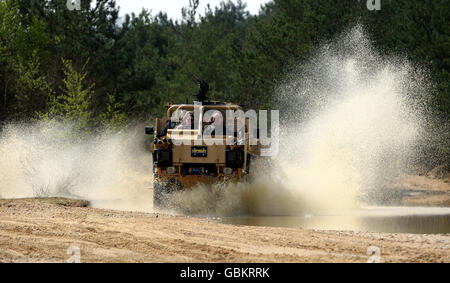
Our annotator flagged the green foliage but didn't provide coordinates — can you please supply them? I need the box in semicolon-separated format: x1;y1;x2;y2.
38;57;127;136
0;0;50;120
100;92;128;132
14;51;52;116
0;0;448;165
39;58;94;136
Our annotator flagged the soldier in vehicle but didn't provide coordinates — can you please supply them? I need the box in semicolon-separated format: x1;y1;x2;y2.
157;120;176;138
175;111;194;130
204;111;224;136
157;110;185;137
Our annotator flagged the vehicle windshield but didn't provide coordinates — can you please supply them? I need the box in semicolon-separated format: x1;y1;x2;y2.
170;107;240;136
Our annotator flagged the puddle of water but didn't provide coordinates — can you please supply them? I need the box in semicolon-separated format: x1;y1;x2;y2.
220;206;450;234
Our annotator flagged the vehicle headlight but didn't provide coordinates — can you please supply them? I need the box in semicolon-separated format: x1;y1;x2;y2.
223;167;233;175
167;167;177;174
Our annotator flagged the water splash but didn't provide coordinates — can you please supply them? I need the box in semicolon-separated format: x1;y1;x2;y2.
0;121;154;211
165;26;429;216
0;26;430;217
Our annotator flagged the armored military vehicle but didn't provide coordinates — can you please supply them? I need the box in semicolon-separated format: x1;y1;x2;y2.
145;80;263;208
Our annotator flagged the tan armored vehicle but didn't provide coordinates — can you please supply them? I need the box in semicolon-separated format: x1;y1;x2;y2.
145;80;262;208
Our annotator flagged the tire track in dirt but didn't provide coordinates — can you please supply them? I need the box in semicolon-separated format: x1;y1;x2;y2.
0;198;448;263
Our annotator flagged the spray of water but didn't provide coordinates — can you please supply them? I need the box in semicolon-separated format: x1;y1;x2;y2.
164;26;428;216
0;121;154;212
0;26;429;217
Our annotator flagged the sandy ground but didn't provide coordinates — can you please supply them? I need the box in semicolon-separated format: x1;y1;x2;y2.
0;198;449;263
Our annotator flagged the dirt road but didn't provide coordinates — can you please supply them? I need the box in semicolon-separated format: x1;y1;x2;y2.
0;198;448;263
